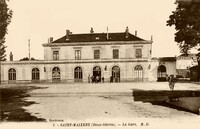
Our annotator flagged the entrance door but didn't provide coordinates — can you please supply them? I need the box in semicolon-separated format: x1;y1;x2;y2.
157;65;167;81
112;66;120;82
32;68;40;83
52;67;60;83
134;65;143;81
74;67;83;82
8;68;16;83
93;66;101;83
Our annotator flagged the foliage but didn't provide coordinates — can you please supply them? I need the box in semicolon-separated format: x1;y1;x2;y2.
19;57;36;61
167;3;200;54
0;0;12;61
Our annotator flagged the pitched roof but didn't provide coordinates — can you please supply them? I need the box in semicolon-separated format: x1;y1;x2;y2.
52;32;145;43
159;57;176;62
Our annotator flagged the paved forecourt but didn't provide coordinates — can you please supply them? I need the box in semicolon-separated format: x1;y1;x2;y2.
19;82;200;121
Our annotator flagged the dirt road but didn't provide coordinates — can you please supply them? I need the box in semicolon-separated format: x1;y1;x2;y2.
23;82;200;121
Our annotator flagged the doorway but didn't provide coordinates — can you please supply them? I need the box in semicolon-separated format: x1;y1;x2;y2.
112;66;120;82
93;66;101;83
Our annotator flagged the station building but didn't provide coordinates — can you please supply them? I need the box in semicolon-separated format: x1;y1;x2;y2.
0;27;177;83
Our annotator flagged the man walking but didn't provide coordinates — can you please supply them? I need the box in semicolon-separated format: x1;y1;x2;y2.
169;75;176;90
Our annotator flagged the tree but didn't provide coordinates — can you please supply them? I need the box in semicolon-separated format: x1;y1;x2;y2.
0;0;12;61
19;57;36;61
0;0;12;84
167;2;200;80
176;0;200;6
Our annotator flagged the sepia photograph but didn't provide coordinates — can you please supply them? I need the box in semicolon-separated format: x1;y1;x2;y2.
1;0;200;128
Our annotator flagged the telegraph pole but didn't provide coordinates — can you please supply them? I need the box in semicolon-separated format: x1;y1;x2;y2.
28;39;30;60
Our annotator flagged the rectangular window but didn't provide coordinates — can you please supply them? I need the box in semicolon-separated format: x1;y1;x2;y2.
135;48;142;58
75;50;81;60
94;50;100;59
53;51;59;60
113;49;119;59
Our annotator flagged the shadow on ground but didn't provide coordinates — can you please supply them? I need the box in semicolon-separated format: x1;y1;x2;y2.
0;86;47;122
132;89;200;115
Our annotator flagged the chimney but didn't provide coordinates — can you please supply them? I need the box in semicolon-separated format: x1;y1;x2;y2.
49;37;53;43
125;26;129;38
66;30;70;40
135;31;137;36
107;27;109;40
28;39;30;61
9;52;13;61
90;27;94;33
151;35;153;41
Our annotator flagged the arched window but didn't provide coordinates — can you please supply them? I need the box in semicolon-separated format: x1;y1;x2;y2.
112;66;120;82
134;65;143;81
8;68;16;80
52;67;60;81
74;67;83;82
32;68;40;80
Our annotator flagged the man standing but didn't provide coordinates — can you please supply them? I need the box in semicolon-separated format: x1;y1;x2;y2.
110;76;113;83
88;74;91;83
169;75;176;90
102;76;105;83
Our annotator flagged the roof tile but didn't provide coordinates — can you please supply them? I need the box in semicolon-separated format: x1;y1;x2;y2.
52;32;145;43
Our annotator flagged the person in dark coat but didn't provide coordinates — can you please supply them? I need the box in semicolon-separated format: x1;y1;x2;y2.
96;76;99;83
169;75;176;90
91;75;94;83
88;74;91;83
110;76;113;83
102;76;105;83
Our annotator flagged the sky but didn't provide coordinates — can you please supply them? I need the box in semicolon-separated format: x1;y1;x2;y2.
5;0;181;60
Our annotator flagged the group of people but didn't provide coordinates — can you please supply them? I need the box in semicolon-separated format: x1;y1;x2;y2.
88;75;104;83
109;76;120;83
88;74;176;90
88;74;120;83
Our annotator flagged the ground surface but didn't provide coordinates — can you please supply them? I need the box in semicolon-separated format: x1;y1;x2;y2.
1;82;200;124
22;82;200;120
0;85;46;121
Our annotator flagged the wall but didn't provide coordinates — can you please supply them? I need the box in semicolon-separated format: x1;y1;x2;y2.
43;42;152;61
149;60;159;81
1;61;45;83
1;40;153;83
160;61;177;76
148;59;176;82
176;59;197;69
1;60;151;83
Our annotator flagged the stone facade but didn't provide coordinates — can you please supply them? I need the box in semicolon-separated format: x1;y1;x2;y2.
1;27;176;83
149;57;177;82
